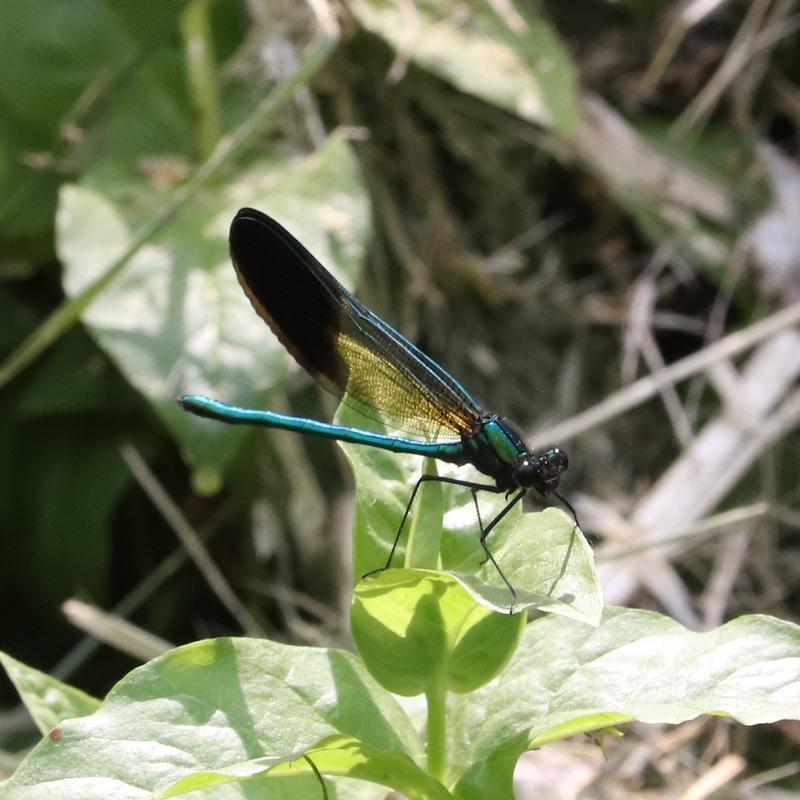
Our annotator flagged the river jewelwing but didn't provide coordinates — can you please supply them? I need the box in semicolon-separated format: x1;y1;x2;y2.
179;207;573;602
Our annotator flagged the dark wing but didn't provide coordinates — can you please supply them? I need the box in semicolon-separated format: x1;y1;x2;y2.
229;207;483;442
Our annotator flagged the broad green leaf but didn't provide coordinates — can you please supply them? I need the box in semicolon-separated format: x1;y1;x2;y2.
57;133;369;474
445;607;800;799
346;0;578;132
0;652;100;736
159;774;336;800
442;504;599;619
328;777;388;800
0;638;421;800
156;777;382;800
340;406;601;621
405;459;444;570
157;735;453;800
277;736;454;800
352;570;524;696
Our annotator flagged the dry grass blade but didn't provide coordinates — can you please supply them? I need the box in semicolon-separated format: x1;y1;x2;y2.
573;94;734;224
641;0;735;93
62;599;172;662
120;443;266;637
598;502;770;561
597;330;800;610
678;753;746;800
625;272;694;447
673;0;776;134
699;530;750;627
530;300;800;449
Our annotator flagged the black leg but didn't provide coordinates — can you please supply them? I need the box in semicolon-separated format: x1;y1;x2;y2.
552;490;580;529
362;473;535;612
481;488;527;540
472;489;493;567
477;488;527;608
362;473;503;578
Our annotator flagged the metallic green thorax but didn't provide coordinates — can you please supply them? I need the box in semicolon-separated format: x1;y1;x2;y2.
483;418;527;463
461;416;529;490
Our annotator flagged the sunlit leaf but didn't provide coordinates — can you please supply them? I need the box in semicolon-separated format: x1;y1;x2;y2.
57;133;369;473
352;570;524;695
446;608;800;798
157;735;453;800
340;402;602;621
347;0;578;132
0;652;100;736
1;638;421;800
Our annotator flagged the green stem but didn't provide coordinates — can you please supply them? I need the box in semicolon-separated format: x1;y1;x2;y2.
180;0;221;159
405;459;444;570
0;1;339;389
425;678;447;783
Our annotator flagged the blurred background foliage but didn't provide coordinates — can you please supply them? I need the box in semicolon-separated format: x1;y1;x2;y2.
2;0;800;793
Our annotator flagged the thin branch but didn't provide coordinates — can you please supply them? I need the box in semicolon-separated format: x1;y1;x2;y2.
673;0;773;134
62;600;172;662
529;300;800;449
678;753;746;800
598;502;770;561
120;443;265;637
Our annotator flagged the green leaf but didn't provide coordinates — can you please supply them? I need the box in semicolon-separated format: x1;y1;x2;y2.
159;774;337;800
340;409;602;621
0;638;422;800
157;735;454;800
442;504;600;620
278;736;454;800
0;652;100;736
405;459;444;570
445;607;800;799
352;570;524;696
56;133;370;474
346;0;578;132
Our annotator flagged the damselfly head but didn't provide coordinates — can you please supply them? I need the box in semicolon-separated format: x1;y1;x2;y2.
514;447;568;493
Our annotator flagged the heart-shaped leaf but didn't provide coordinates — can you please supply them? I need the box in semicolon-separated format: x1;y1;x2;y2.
57;133;369;475
446;608;800;799
1;637;421;800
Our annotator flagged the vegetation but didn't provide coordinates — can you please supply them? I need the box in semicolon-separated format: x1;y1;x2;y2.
2;0;800;797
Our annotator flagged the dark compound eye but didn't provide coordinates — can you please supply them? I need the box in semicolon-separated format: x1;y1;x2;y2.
514;448;569;492
545;448;568;471
514;458;539;486
540;448;568;486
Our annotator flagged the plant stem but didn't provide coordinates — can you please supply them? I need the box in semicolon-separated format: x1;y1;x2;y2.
180;0;221;159
405;459;444;570
425;678;447;783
